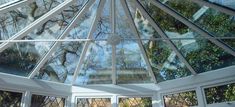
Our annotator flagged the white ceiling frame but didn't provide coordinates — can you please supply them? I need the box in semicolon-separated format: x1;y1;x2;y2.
149;0;235;56
0;0;33;14
0;0;73;52
111;0;117;85
134;0;197;75
120;0;157;83
190;0;235;16
72;0;106;84
28;0;96;78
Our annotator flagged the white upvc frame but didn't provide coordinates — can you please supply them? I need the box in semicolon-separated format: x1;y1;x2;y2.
111;0;117;85
149;0;235;56
133;0;197;75
189;0;235;16
0;66;234;107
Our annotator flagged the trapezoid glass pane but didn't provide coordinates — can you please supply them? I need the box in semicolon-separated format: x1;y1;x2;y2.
143;2;235;73
163;90;198;107
116;40;153;84
34;41;84;84
161;0;235;49
0;0;65;43
0;90;22;107
0;6;78;76
76;98;111;107
118;97;152;107
204;82;235;104
74;41;112;85
30;94;65;107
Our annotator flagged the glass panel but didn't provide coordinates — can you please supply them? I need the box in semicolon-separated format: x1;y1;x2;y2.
130;9;191;82
204;82;235;104
116;40;153;84
34;42;84;83
0;6;77;76
205;0;235;10
160;0;235;49
93;0;111;40
30;94;65;107
33;2;88;83
0;0;64;42
68;0;99;40
76;98;111;107
163;90;198;107
0;90;22;107
0;0;19;6
74;41;112;85
118;97;152;107
116;0;135;39
143;3;235;73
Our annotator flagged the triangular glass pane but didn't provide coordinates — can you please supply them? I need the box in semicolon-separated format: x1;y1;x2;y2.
0;5;79;76
67;0;99;39
34;41;84;84
116;40;153;84
144;2;235;73
92;0;111;40
0;0;65;43
74;41;112;85
160;0;235;49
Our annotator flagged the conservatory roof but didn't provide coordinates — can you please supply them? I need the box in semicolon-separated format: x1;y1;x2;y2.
0;0;234;85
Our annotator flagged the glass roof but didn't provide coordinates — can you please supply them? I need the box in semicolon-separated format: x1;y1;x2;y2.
0;0;234;85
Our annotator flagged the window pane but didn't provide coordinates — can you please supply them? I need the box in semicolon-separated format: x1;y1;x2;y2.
205;0;235;10
75;41;112;85
163;91;198;107
30;94;65;107
161;0;235;49
0;90;22;107
0;0;65;42
119;97;152;107
76;98;111;107
116;40;153;84
204;83;235;104
143;2;235;74
0;4;80;76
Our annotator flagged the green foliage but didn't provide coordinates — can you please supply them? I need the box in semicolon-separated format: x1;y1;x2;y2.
164;91;198;106
205;83;235;104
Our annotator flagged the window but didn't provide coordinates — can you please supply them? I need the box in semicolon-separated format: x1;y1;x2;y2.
76;98;111;107
118;97;152;107
163;90;198;107
0;90;22;107
30;94;66;107
204;82;235;104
